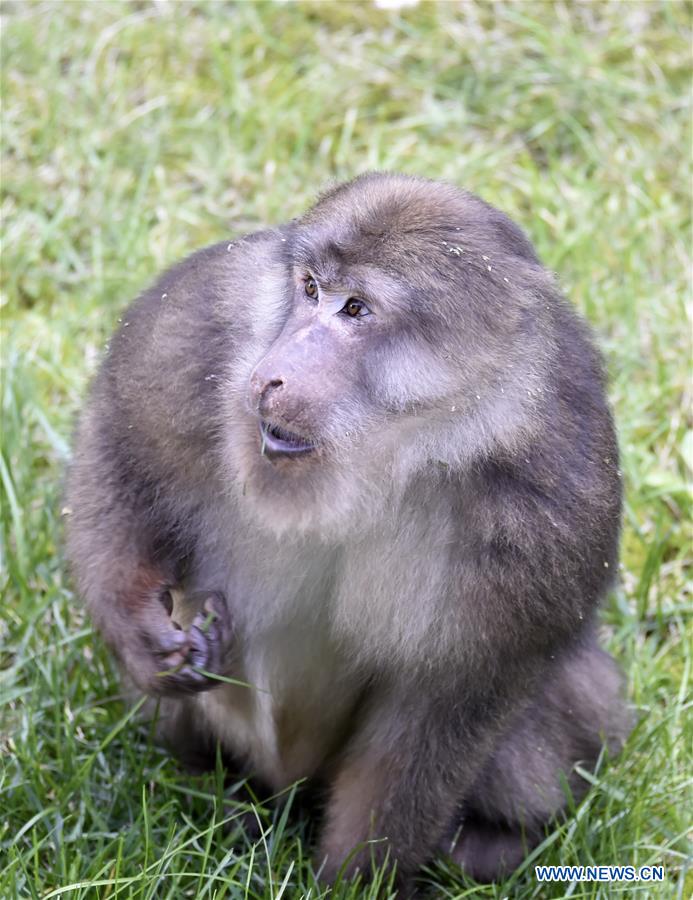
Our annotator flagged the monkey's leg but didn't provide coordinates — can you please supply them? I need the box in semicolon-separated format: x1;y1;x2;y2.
317;689;513;890
446;641;632;882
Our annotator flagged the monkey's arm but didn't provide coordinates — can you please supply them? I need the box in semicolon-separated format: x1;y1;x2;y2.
66;240;259;695
65;392;234;697
66;482;232;696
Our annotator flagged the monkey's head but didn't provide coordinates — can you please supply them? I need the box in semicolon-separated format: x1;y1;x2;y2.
225;173;555;536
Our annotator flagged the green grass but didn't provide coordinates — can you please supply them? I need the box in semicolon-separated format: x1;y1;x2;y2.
1;1;691;897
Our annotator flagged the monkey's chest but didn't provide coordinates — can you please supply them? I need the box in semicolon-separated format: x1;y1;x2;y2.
196;617;358;789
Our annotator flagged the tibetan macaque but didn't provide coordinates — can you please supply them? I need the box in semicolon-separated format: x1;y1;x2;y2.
66;173;631;888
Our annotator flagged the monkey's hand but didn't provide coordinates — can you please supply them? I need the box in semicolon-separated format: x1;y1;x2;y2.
126;589;233;696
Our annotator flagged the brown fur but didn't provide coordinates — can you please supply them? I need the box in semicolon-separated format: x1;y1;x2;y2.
66;174;631;890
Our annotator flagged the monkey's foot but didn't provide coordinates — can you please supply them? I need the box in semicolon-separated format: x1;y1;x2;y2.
447;817;530;882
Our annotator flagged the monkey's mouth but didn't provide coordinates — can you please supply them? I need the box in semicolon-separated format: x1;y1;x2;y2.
260;420;316;459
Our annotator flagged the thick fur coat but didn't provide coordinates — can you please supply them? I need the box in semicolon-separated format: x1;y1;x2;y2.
66;173;631;887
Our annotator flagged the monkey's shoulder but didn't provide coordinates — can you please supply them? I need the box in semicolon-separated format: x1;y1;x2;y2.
96;228;288;403
112;227;286;331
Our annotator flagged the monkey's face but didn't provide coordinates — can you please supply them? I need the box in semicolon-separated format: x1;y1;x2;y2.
248;262;388;458
228;176;547;535
236;246;396;532
227;234;432;534
232;243;464;534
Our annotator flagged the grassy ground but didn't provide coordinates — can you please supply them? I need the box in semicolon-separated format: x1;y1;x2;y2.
1;1;691;897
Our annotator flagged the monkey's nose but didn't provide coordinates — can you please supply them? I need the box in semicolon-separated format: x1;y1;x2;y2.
249;372;285;414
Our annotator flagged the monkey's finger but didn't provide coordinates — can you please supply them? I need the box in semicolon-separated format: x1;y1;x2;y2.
187;621;215;671
141;625;188;656
154;664;211;693
188;612;227;678
192;605;224;647
152;627;215;692
158;648;188;669
187;590;231;642
202;591;227;617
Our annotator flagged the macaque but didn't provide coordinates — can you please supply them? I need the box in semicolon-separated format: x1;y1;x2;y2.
66;173;631;888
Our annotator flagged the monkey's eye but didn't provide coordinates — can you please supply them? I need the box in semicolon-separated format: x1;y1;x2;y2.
342;298;369;318
304;277;319;300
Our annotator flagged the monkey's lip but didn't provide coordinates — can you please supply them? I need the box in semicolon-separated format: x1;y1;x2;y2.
260;420;316;458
